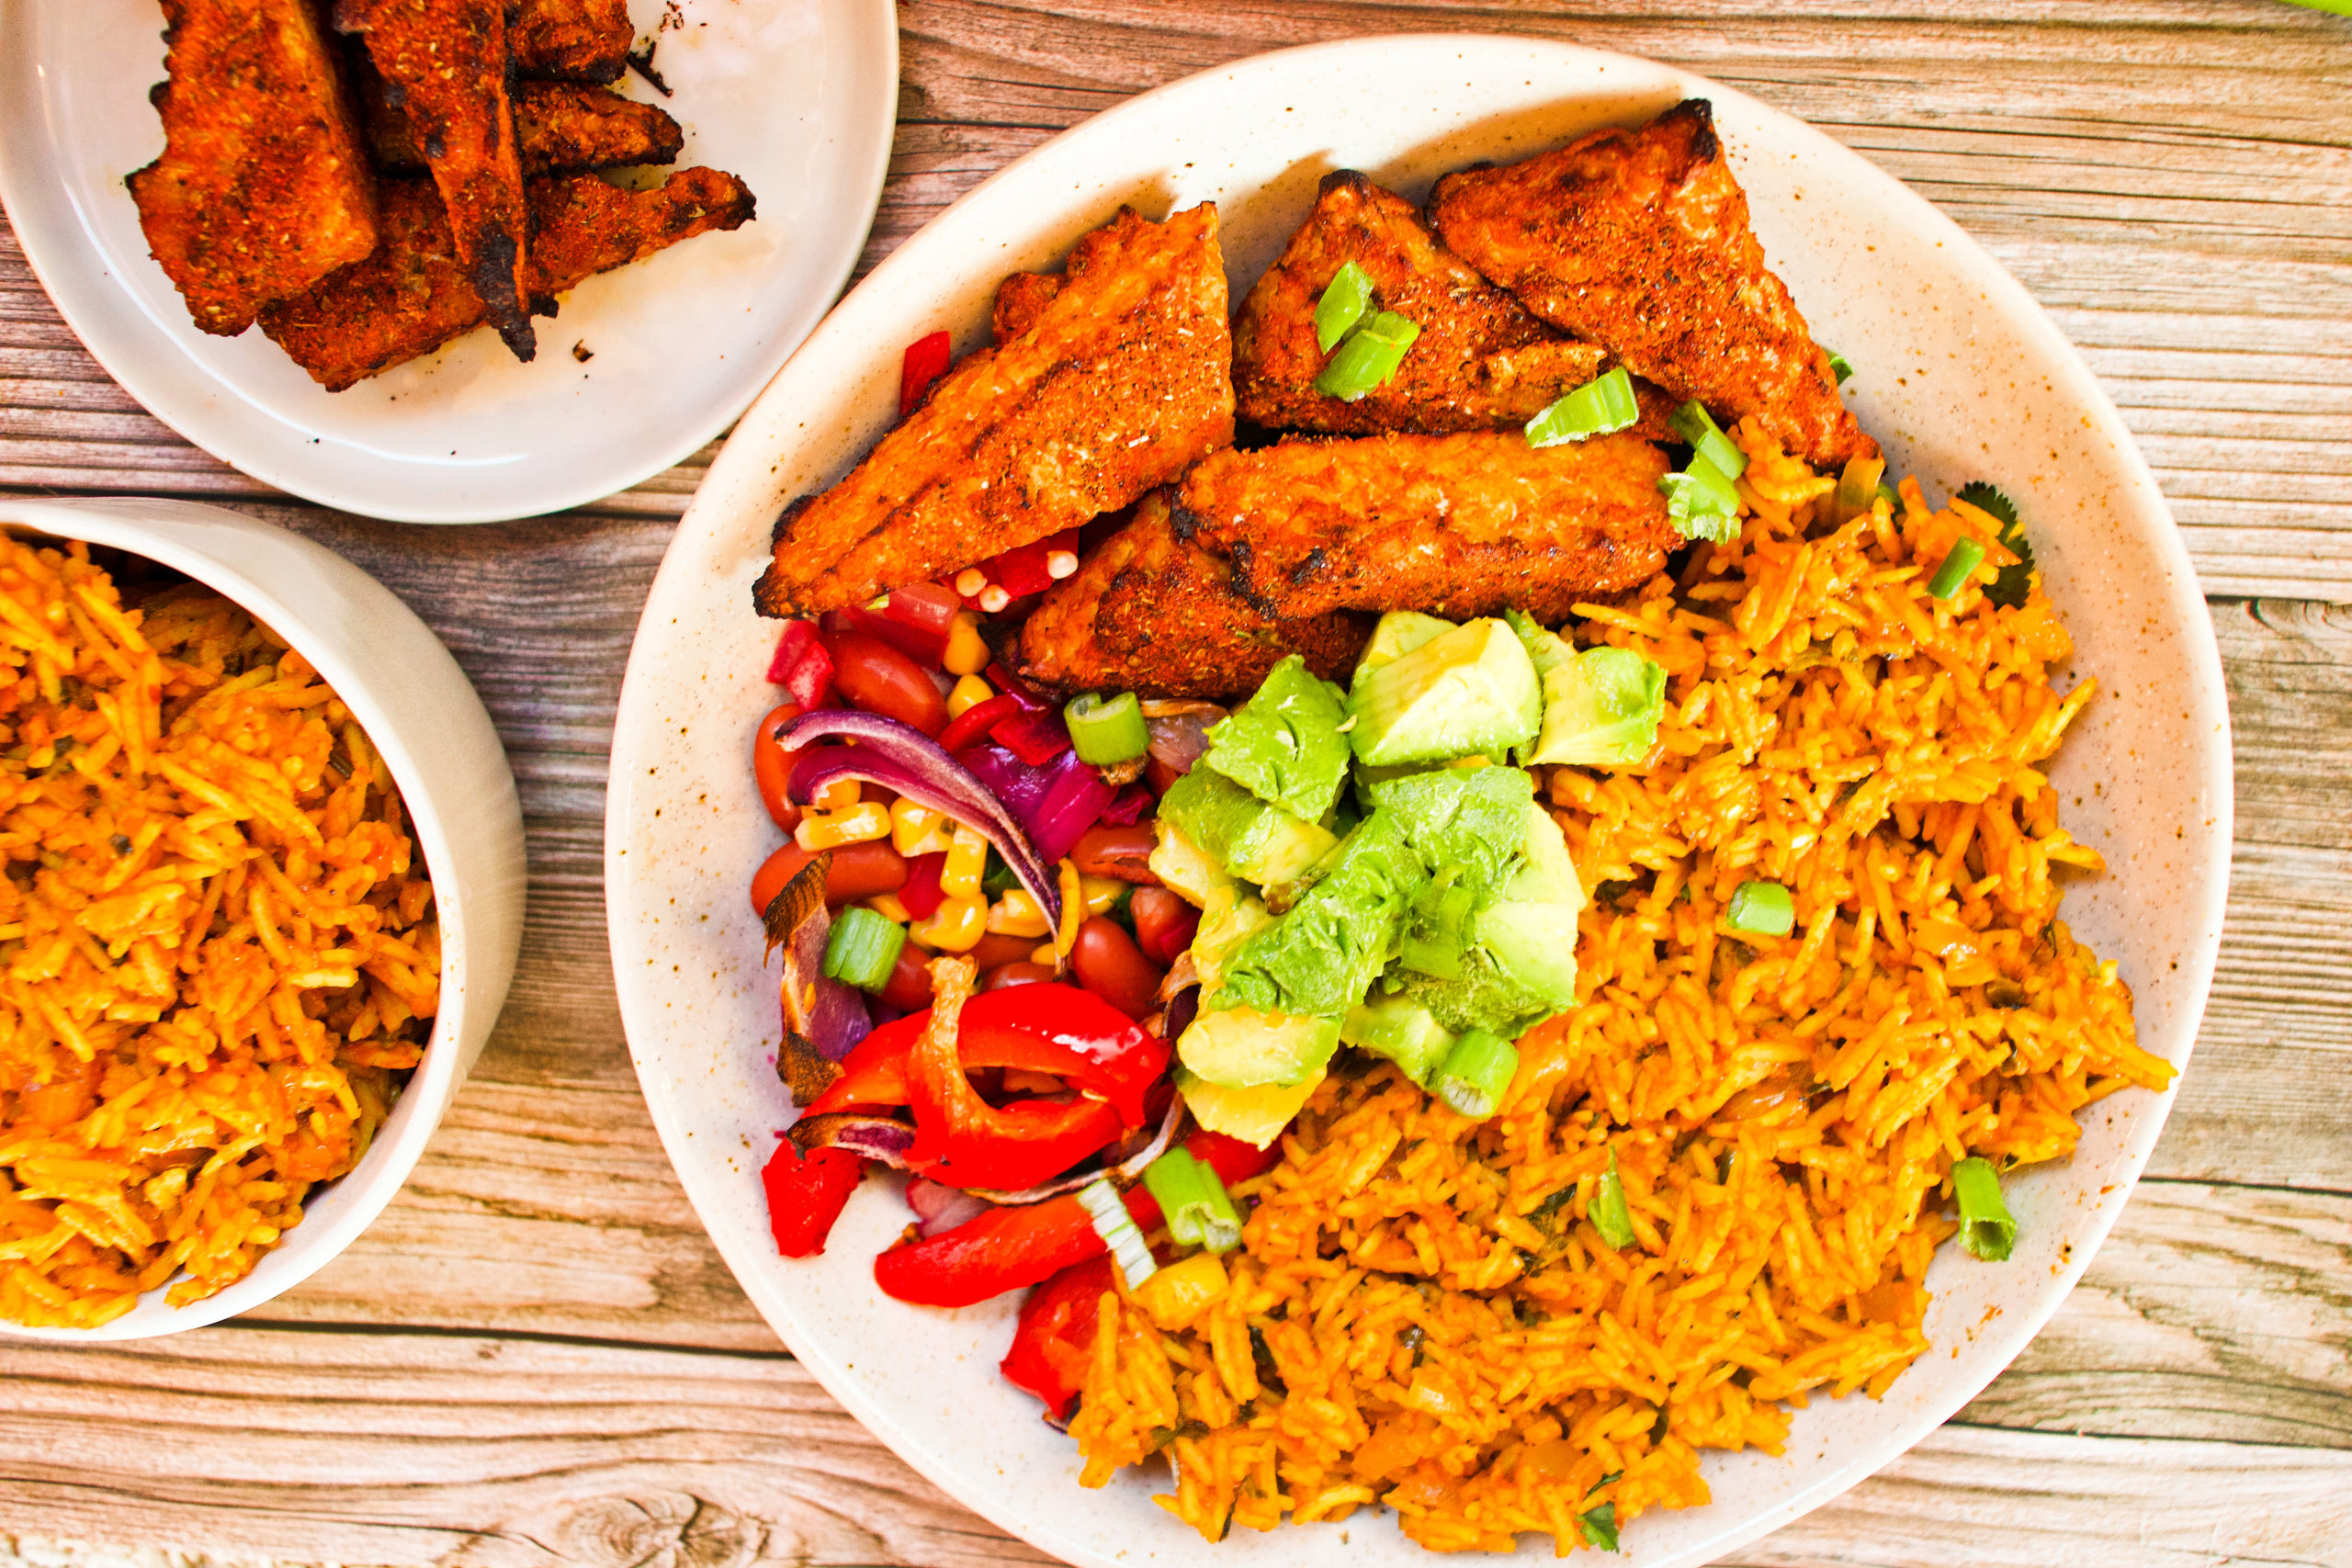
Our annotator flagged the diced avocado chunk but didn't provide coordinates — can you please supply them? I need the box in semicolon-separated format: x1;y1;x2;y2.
1148;819;1235;908
1348;617;1542;766
1341;993;1457;1086
1527;645;1668;767
1209;810;1424;1021
1369;764;1534;906
1192;885;1273;994
1158;766;1337;887
1175;1066;1322;1148
1404;951;1557;1039
1412;805;1585;1031
1356;611;1458;678
1177;1004;1341;1089
1202;655;1351;822
1504;607;1575;682
1473;901;1580;1013
1499;800;1586;915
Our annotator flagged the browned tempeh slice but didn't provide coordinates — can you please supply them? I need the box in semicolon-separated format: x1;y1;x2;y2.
1012;493;1367;699
1172;431;1679;624
510;0;632;82
1430;99;1872;470
128;0;379;336
360;70;684;175
257;168;756;391
337;0;536;361
754;204;1236;620
990;271;1062;347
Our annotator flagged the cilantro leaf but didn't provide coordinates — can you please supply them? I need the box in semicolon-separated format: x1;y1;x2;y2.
1956;482;2035;609
1578;1500;1621;1551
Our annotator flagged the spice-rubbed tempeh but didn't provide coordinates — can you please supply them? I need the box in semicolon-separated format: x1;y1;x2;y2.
754;204;1236;620
1172;431;1679;623
336;0;537;361
259;168;755;391
359;72;684;175
128;0;380;337
1431;99;1873;472
1234;171;1607;435
509;0;633;82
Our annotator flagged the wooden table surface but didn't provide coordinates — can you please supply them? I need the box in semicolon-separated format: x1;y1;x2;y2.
4;3;2349;1564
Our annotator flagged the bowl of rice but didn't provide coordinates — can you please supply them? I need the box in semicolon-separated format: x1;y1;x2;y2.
0;496;526;1339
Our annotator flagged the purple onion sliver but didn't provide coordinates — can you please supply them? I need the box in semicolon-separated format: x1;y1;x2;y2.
906;1176;994;1237
1030;750;1116;863
788;1111;921;1165
1100;781;1154;827
789;746;1061;931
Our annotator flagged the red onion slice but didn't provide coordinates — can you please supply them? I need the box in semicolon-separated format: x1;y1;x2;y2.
786;1111;921;1165
906;1176;994;1237
761;853;874;1063
957;1090;1185;1204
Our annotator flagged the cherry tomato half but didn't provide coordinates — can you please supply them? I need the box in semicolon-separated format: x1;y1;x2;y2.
880;944;934;1013
1070;917;1163;1020
827;631;947;737
752;703;806;831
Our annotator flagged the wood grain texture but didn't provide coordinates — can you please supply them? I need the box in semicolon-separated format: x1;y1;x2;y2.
1;4;2348;1566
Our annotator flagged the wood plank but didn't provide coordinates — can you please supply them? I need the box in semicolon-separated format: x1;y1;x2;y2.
1;1325;2346;1568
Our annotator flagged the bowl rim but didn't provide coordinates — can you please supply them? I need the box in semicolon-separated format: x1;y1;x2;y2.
0;495;514;1339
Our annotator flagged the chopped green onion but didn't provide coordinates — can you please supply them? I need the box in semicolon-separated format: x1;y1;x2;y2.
1928;536;1987;600
1524;367;1639;447
1658;451;1742;544
1667;400;1747;480
1078;1178;1158;1286
1832;453;1886;526
1875;481;1901;510
1431;1028;1518;1120
1314;310;1421;400
1953;1156;2016;1261
821;906;906;991
1141;1148;1243;1253
1577;1501;1621;1552
1725;879;1795;937
1591;1150;1635;1249
1399;930;1464;979
1958;482;2037;610
1315;261;1374;353
1827;349;1855;386
1064;690;1149;765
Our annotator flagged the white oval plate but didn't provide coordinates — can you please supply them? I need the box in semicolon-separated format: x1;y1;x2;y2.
606;36;2232;1568
0;0;895;524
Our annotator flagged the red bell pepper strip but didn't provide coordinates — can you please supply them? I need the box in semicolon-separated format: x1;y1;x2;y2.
990;705;1073;766
899;330;952;420
1000;1255;1114;1417
822;604;948;667
899;851;947;920
905;985;1125;1190
886;581;962;637
766;621;834;709
936;692;1020;755
763;1139;865;1258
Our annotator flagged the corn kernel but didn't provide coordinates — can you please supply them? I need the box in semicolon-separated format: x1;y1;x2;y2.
954;567;988;598
1046;549;1080;581
1032;942;1059;966
865;892;912;923
1057;859;1084;956
979;585;1010;613
945;672;994;718
1135;1252;1228;1331
1079;873;1124;916
943;613;991;676
988;887;1052;938
910;895;988;953
795;801;891;851
812;777;862;812
890;798;956;857
939;822;989;897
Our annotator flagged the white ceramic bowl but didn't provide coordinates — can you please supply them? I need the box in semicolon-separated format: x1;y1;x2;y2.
0;496;526;1340
606;35;2233;1568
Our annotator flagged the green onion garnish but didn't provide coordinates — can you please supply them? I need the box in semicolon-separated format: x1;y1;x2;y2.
1928;536;1987;600
1957;482;2036;610
1314;310;1421;400
1725;879;1795;937
1315;261;1374;354
1591;1150;1635;1249
1431;1028;1517;1120
1141;1148;1242;1253
1064;690;1149;765
1668;400;1747;480
1953;1156;2016;1261
1077;1178;1158;1286
1827;349;1855;386
1658;451;1742;545
1577;1501;1621;1552
1399;930;1464;979
820;905;907;991
1524;367;1639;447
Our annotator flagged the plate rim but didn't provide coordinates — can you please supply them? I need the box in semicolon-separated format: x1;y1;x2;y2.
0;0;899;525
608;29;2233;1567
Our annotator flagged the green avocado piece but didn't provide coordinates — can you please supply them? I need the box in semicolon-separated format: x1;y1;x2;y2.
1410;804;1586;1030
1404;950;1557;1039
1503;607;1576;682
1177;1005;1342;1089
1364;764;1534;905
1340;993;1457;1086
1191;885;1273;994
1201;655;1351;822
1348;617;1542;766
1148;820;1237;907
1526;645;1668;767
1158;766;1337;887
1356;611;1458;678
1209;810;1423;1021
1174;1066;1324;1148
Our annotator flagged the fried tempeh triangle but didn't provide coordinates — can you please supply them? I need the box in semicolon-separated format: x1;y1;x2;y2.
1012;493;1369;699
1234;171;1607;435
1430;99;1872;471
1172;432;1679;624
259;168;755;390
754;204;1236;619
510;0;633;83
337;0;536;361
128;0;379;336
360;70;683;175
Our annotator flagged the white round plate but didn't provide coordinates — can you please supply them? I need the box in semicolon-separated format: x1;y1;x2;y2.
0;0;895;524
606;35;2231;1568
